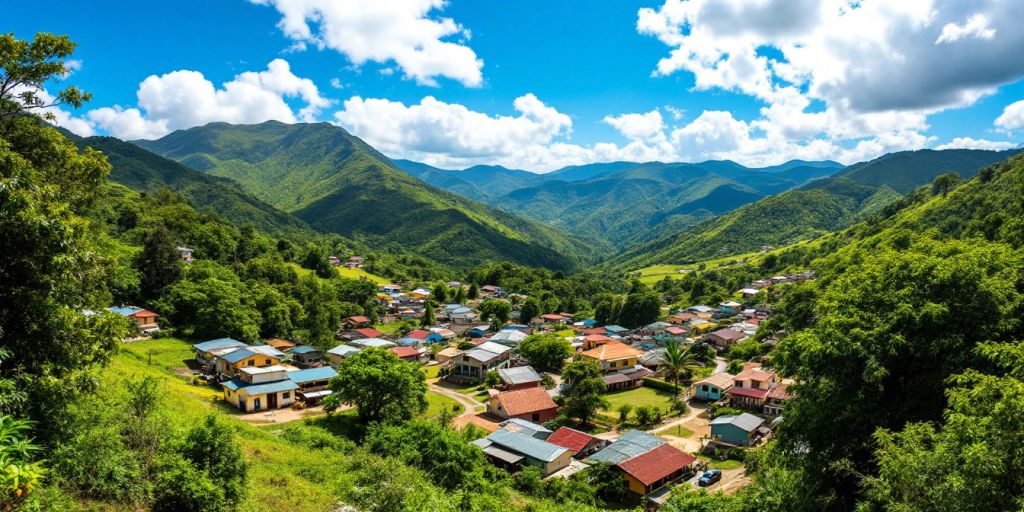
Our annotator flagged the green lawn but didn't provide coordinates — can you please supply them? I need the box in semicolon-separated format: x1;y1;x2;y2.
423;363;442;379
602;386;678;420
336;265;389;284
632;244;816;285
657;425;694;438
423;390;464;419
709;459;745;470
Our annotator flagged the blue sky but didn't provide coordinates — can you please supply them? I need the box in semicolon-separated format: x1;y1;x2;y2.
7;0;1024;171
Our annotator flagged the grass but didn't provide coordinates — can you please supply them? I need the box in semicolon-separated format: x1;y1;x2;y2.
709;459;745;470
658;425;695;438
423;363;442;379
336;265;389;284
423;390;464;419
601;386;678;421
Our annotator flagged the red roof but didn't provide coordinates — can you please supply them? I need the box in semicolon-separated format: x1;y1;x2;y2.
767;383;792;400
495;387;558;417
547;427;597;454
727;386;769;399
129;309;158;318
354;327;383;338
664;326;687;335
347;315;370;324
582;327;606;336
584;334;613;343
541;314;564;321
618;444;697;486
389;347;420;359
405;329;430;339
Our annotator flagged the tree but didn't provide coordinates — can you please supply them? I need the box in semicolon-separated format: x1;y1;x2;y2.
364;420;487;489
0;33;90;122
152;454;226;512
931;171;961;197
331;348;428;424
561;359;607;426
467;282;479;299
617;289;661;328
617;404;632;426
519;333;572;373
633;405;663;429
658;339;702;396
479;299;511;325
519;298;542;324
421;300;435;326
594;297;621;326
179;415;248;506
453;286;466;304
483;370;501;388
0;416;44;506
433;283;448;303
0;33;126;436
301;243;333;278
135;226;184;302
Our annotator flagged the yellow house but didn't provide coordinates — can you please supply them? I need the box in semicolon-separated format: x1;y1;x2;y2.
688;320;716;335
222;366;297;413
580;342;645;373
215;347;282;379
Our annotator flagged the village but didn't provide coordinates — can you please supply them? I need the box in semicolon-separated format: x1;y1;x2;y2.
102;249;813;511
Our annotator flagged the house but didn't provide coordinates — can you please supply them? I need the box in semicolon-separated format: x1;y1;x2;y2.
175;246;194;263
403;329;443;344
328;255;341;267
541;314;567;324
287;345;323;366
547;427;609;458
719;301;742;315
497;365;542;390
346;256;364;268
727;366;778;409
489;329;528;347
389;346;423;363
326;344;360;365
709;413;766;446
221;365;297;412
265;338;296;351
193;338;249;363
618;443;697;502
410;288;431;299
704;328;748;349
581;342;645;373
107;306;160;332
488;386;559;423
380;284;402;294
604;325;629;336
344;316;372;328
498;418;552;439
581;327;607;336
479;285;503;297
656;326;688;342
738;288;761;298
215;347;282;379
435;347;463;364
693;372;735;401
449;341;512;381
643;321;673;334
349;337;396;349
763;383;792;416
687;305;714;315
286;366;337;404
603;366;653;392
467;325;490;338
347;327;384;340
430;328;458;341
688;319;717;335
473;428;572;476
582;334;614;350
588;430;666;465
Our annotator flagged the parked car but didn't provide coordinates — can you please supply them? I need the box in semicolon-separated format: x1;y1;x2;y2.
698;469;722;487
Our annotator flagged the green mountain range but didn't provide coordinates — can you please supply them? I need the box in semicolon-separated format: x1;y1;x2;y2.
135;121;600;271
835;148;1021;193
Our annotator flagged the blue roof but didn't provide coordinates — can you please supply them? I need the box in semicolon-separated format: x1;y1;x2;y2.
193;338;248;353
328;345;360;357
287;367;338;384
604;325;628;333
288;345;321;354
502;324;529;330
487;429;568;462
396;337;421;346
582;319;598;327
588;430;665;464
222;378;298;395
220;348;260;364
107;306;143;316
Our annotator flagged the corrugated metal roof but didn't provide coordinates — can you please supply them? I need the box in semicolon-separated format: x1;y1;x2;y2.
497;366;541;385
193;338;248;353
588;430;665;464
328;345;360;356
487;429;568;462
288;345;321;354
484;445;525;464
222;378;298;395
287;367;338;384
710;413;765;432
220;348;258;364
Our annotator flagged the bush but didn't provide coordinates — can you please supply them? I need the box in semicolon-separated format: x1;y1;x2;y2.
617;404;633;426
633;406;663;429
711;406;743;418
281;424;357;453
642;377;677;392
512;466;543;493
152;454;226;512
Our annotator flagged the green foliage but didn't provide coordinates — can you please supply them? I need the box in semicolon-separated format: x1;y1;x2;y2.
561;359;607;426
0;32;90;122
331;348;428;425
519;333;572;373
478;299;512;324
617;285;661;328
135;225;184;301
152;453;227;512
658;339;703;393
365;420;487;490
632;405;663;429
179;415;247;506
0;416;45;507
483;370;501;388
421;300;435;326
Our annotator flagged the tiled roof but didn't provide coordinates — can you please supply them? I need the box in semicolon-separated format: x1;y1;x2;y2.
618;444;696;486
734;366;775;382
709;328;746;341
582;327;607;336
495;387;558;416
695;372;735;389
584;334;613;344
727;386;769;399
767;383;792;400
286;367;338;384
346;315;371;324
405;329;430;339
581;342;645;361
547;427;598;454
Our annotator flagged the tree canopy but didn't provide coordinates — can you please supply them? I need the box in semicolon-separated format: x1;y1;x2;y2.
331;348;428;425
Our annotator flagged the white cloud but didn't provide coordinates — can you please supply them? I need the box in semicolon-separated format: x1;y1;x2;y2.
995;99;1024;130
250;0;483;87
936;14;996;44
86;59;330;140
935;136;1015;150
604;110;665;142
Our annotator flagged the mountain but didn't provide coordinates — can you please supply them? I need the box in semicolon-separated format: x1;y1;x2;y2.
391;159;548;200
135;121;599;271
68;134;311;235
607;178;900;270
835;148;1022;193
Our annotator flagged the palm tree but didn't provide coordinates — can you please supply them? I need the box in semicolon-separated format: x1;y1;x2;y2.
658;339;702;397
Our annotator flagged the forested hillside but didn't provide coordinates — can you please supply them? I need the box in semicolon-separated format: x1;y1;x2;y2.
835;147;1021;193
136;121;601;271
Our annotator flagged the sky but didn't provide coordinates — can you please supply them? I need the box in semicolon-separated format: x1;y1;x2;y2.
7;0;1024;172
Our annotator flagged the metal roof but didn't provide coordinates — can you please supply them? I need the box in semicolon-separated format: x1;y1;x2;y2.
328;345;360;357
287;367;338;384
350;338;395;348
484;445;525;464
710;413;765;432
497;366;541;385
588;430;665;464
288;345;321;354
222;378;298;396
487;429;569;462
220;348;258;364
193;338;248;353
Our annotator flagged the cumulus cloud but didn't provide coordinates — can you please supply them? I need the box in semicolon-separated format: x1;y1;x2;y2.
996;99;1024;131
604;110;665;142
250;0;483;87
86;59;329;139
936;14;996;44
935;137;1016;150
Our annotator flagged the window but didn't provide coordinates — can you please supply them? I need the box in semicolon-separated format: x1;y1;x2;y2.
247;360;255;366
265;359;272;365
610;362;617;368
283;392;290;399
532;413;540;422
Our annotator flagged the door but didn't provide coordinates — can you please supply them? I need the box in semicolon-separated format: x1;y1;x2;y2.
253;398;261;411
268;392;278;409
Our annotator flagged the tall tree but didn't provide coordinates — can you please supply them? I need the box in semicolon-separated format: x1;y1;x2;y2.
331;348;427;424
467;282;479;300
421;300;435;326
519;298;542;325
0;32;126;436
561;359;607;426
135;226;184;302
658;339;702;396
432;283;448;303
519;333;572;373
617;289;661;328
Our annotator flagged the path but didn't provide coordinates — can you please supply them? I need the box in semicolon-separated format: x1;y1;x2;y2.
427;380;486;417
234;404;344;424
713;356;727;374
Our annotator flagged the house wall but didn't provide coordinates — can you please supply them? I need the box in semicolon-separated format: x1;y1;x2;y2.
218;355;280;378
223;388;294;412
696;384;724;401
594;356;639;372
711;424;752;446
541;451;573;476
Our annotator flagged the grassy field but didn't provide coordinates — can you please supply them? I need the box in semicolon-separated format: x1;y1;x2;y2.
632;241;817;285
289;262;389;284
423;390;464;419
601;386;678;421
658;424;694;438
